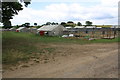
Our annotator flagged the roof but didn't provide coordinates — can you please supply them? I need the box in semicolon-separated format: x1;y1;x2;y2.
17;27;26;30
9;28;16;30
37;25;66;31
96;27;102;28
86;26;96;28
62;27;68;31
29;28;37;30
111;25;119;28
74;26;85;28
37;25;58;31
65;26;72;29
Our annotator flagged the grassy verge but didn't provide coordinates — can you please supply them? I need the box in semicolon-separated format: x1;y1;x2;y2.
2;31;120;66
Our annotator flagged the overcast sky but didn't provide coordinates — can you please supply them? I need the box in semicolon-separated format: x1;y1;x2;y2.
10;0;119;26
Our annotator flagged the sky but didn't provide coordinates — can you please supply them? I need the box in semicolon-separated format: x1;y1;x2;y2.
9;0;120;26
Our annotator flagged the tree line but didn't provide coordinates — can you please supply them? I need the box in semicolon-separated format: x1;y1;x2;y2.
8;20;93;29
1;0;93;29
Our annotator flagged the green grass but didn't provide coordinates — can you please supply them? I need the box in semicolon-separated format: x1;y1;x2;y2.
2;31;120;65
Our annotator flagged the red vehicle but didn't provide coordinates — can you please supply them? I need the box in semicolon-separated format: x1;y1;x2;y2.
39;31;44;36
16;30;19;32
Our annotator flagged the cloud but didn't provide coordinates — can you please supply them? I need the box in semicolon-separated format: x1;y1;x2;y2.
11;1;118;25
101;0;119;6
31;0;101;2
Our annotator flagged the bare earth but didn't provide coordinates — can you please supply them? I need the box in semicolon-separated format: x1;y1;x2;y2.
3;43;118;78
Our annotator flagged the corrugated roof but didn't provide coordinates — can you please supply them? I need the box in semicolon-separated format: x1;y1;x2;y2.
74;26;85;28
17;27;26;30
37;25;59;31
65;26;72;29
62;27;68;31
9;28;15;30
86;26;96;28
37;25;67;31
96;27;102;28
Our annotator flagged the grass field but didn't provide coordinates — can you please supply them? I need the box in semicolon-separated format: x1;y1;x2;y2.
2;31;120;67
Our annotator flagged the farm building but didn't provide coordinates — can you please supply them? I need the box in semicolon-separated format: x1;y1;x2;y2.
111;25;119;29
28;28;37;34
74;26;86;32
65;25;118;39
9;28;16;31
16;27;29;32
37;25;67;36
82;26;96;36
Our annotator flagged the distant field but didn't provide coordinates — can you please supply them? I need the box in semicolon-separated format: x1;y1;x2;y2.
2;32;120;68
96;25;112;28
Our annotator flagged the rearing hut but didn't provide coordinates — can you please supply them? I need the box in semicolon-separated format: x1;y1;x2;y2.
37;25;67;36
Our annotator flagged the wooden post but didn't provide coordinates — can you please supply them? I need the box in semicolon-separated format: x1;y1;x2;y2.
113;26;116;39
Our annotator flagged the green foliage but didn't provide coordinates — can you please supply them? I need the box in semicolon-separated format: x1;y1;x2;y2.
61;22;66;27
51;22;58;25
85;21;92;26
67;21;74;23
66;21;76;27
77;22;82;26
24;23;30;28
3;21;12;29
34;23;37;26
36;26;41;28
46;22;51;25
2;1;31;28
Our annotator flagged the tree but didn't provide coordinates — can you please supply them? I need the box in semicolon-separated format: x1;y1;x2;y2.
3;21;12;29
67;21;74;24
67;21;75;27
24;23;30;28
85;21;92;26
2;0;31;28
51;22;55;25
34;23;37;26
46;22;51;25
61;22;66;26
77;22;82;26
14;25;20;29
55;23;58;25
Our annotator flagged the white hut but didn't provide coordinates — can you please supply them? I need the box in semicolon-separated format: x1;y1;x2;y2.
37;25;67;36
28;28;37;34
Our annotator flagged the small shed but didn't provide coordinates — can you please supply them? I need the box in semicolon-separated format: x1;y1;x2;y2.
37;25;67;36
16;27;28;32
28;28;37;34
9;28;16;31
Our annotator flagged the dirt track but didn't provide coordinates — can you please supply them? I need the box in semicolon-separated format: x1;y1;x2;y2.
3;43;118;78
